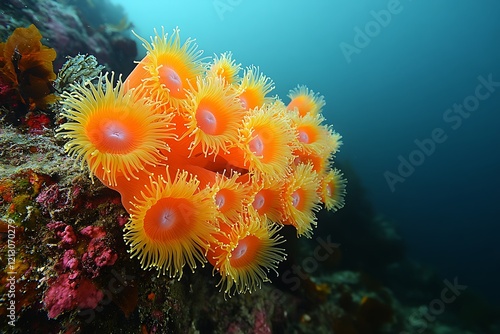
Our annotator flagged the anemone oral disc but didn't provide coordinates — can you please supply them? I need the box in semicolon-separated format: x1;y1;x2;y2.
253;192;265;210
249;135;264;157
160;66;183;94
197;108;217;134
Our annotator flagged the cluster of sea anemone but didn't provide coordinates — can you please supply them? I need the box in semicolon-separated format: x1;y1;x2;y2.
58;27;346;296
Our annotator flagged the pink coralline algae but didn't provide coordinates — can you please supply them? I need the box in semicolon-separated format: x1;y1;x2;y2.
62;249;79;279
82;236;118;278
36;184;67;211
47;220;65;230
117;215;128;227
80;225;118;277
253;310;272;334
226;309;272;334
62;249;78;269
60;225;77;244
44;273;103;319
47;221;76;245
80;225;106;239
43;222;117;317
0;76;20;109
36;184;60;206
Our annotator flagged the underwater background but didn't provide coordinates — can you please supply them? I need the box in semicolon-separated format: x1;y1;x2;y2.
1;0;499;333
119;0;500;303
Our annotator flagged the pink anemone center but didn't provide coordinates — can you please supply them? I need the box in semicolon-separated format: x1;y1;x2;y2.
159;66;183;98
196;108;217;134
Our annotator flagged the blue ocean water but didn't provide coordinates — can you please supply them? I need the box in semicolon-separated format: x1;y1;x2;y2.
115;0;500;303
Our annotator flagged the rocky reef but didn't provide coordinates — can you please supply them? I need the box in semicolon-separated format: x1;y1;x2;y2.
0;0;137;74
2;124;498;333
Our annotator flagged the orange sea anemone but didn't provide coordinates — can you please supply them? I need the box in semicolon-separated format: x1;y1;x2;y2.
237;65;275;110
207;210;286;296
57;25;346;297
108;163;179;214
123;169;219;278
207;51;241;85
293;148;329;174
328;130;343;156
227;101;297;180
287;85;325;117
291;114;343;174
291;111;336;156
320;168;347;211
281;163;322;237
250;176;284;223
181;76;246;157
125;27;205;108
58;72;174;186
211;172;250;223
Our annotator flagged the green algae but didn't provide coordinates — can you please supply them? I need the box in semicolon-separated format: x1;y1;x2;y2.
0;127;82;186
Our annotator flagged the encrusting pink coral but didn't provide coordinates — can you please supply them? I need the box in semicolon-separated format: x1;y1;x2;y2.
44;221;118;316
36;184;70;212
80;225;106;239
62;249;79;270
80;225;117;277
47;221;76;245
62;249;80;279
60;225;77;244
44;273;103;319
82;237;118;277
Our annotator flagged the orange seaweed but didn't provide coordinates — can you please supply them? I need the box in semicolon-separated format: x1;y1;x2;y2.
0;24;57;110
